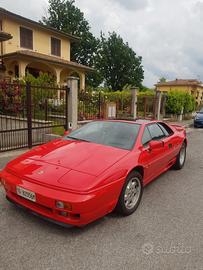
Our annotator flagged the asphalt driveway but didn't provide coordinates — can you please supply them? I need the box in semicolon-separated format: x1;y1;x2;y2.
0;128;202;270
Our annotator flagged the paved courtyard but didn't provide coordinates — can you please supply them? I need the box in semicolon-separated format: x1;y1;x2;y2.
0;128;202;270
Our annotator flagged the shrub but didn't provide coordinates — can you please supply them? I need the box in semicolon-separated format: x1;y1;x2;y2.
0;81;23;115
166;91;195;115
184;92;196;113
138;90;155;97
23;72;56;85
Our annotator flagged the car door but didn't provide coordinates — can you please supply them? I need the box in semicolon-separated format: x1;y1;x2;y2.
138;123;167;184
157;122;180;164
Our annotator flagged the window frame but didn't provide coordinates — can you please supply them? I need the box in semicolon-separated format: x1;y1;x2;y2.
157;122;174;137
19;26;33;50
147;123;166;141
141;126;152;147
51;36;61;57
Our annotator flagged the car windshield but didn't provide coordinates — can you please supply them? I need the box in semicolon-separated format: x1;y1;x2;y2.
64;121;140;150
199;108;203;113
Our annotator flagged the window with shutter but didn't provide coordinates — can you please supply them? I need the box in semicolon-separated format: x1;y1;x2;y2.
20;27;33;50
51;37;61;57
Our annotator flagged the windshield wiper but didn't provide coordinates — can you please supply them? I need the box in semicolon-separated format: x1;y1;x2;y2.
66;136;90;142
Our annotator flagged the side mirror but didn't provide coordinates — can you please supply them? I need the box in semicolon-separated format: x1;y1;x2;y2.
149;140;163;150
64;130;70;136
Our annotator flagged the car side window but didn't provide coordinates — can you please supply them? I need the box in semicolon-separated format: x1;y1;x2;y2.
142;127;152;147
158;123;174;136
148;124;165;140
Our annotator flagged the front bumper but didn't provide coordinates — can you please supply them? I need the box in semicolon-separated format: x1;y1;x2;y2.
194;118;203;127
6;196;73;228
194;120;203;127
1;170;122;227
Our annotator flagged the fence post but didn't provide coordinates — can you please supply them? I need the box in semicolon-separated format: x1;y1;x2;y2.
99;91;101;119
154;91;162;120
161;94;167;118
131;87;138;119
67;76;79;130
45;99;48;122
178;107;184;122
144;96;147;118
65;85;69;131
26;82;32;148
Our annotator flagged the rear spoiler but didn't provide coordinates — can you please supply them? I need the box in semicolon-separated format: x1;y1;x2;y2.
170;124;186;132
170;125;187;140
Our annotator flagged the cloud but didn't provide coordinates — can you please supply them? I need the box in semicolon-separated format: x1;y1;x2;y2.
0;0;48;21
76;0;203;86
111;0;149;10
1;0;203;87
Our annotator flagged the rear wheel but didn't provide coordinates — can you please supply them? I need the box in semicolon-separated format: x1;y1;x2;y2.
174;142;186;170
116;171;143;216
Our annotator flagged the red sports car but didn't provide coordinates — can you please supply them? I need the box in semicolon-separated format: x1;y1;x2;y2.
0;120;187;227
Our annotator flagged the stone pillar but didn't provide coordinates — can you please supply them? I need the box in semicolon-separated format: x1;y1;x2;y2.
79;73;85;91
161;93;167;118
131;87;138;119
55;68;62;99
55;68;62;84
154;91;162;120
18;61;28;78
67;76;79;130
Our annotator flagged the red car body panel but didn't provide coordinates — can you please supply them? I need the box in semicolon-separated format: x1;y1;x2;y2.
0;120;187;227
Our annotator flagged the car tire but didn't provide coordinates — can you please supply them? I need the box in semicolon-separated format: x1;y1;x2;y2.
173;142;186;170
116;171;143;216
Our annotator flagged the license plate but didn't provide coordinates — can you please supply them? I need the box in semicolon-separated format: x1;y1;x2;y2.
16;186;36;202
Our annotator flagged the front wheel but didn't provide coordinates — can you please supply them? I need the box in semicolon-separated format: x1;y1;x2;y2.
116;171;143;216
173;142;186;170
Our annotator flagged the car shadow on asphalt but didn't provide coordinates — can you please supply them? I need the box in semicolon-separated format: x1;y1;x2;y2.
8;202;110;234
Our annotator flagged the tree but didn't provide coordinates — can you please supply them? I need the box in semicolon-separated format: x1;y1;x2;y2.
97;32;144;90
42;1;144;90
159;77;167;83
41;0;102;87
139;85;155;92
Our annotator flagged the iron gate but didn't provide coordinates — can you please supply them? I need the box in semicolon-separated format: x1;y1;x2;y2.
0;81;68;152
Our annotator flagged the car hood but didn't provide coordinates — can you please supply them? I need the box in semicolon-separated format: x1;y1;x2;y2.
6;139;129;191
196;112;203;119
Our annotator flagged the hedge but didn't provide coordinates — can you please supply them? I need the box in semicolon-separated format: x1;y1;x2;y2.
166;90;195;114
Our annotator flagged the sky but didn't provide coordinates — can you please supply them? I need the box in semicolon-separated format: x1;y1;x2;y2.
1;0;203;87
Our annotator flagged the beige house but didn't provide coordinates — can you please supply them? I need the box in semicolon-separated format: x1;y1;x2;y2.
0;8;93;90
155;79;203;105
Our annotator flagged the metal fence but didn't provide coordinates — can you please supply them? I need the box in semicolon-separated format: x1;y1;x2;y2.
0;83;166;152
78;91;102;120
137;95;156;119
0;82;68;152
78;90;133;120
